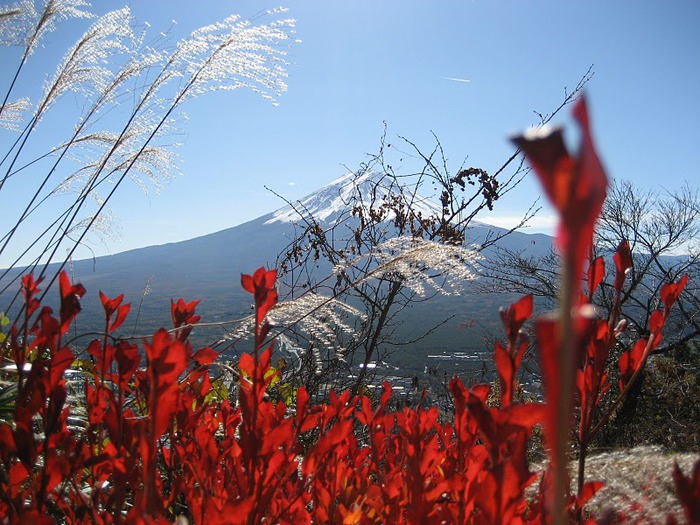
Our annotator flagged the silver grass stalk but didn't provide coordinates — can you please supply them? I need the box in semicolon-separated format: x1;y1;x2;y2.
172;10;295;104
53;118;180;202
46;10;296;252
268;293;365;341
228;294;365;352
274;334;304;368
50;9;295;205
104;107;181;195
0;1;34;47
0;0;91;52
0;0;92;126
21;0;92;58
3;37;158;180
0;24;141;261
0;97;30;130
72;209;120;244
36;7;133;120
312;345;323;376
0;5;297;290
338;237;482;297
228;239;478;359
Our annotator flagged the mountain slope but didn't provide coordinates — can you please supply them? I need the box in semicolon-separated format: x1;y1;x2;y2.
1;172;554;372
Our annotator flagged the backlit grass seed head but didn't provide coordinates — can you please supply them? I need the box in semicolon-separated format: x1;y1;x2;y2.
38;7;133;118
0;3;297;279
49;10;294;201
344;237;482;297
0;97;30;130
1;0;92;54
0;1;33;47
229;293;365;353
267;293;365;339
173;12;295;103
72;209;120;245
54;110;180;200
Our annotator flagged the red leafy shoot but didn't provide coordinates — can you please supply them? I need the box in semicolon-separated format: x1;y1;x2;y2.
496;294;533;407
671;459;700;525
99;291;131;335
514;95;608;523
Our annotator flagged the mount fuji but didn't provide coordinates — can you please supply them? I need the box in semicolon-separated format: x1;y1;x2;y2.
265;171;442;225
2;172;554;373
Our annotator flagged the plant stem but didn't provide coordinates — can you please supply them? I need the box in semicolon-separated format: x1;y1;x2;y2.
552;254;575;525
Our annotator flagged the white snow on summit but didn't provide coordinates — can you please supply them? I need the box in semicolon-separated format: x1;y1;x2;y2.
265;171;442;225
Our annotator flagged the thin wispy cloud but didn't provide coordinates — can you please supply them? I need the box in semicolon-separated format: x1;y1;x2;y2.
443;77;471;83
483;214;557;232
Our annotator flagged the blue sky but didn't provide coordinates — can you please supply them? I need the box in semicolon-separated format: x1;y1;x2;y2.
2;1;699;263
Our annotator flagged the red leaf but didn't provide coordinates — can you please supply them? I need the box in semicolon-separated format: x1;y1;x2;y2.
499;294;533;347
296;386;309;428
0;425;16;462
20;274;43;316
58;271;85;335
325;419;353;447
49;346;75;391
171;298;201;327
99;290;123;313
572;95;608;220
503;402;546;430
661;274;688;311
18;512;55;525
241;273;255;294
35;306;60;350
672;459;700;524
100;291;131;333
241;266;278;334
534;312;593;462
513;95;608;284
576;480;605;508
86;383;108;425
511;127;572;211
619;338;647;391
494;341;515;407
259;267;278;290
649;310;665;335
144;329;189;437
114;340;140;387
587;256;605;299
8;461;28;497
238;352;255;382
193;347;218;365
170;298;201;341
613;240;633;293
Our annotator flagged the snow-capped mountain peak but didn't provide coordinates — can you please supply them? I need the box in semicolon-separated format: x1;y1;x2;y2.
264;171;442;225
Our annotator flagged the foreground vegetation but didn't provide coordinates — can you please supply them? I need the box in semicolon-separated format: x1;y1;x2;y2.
1;97;699;524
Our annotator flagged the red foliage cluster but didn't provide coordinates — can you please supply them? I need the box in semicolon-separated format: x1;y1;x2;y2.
0;264;695;524
1;98;698;523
